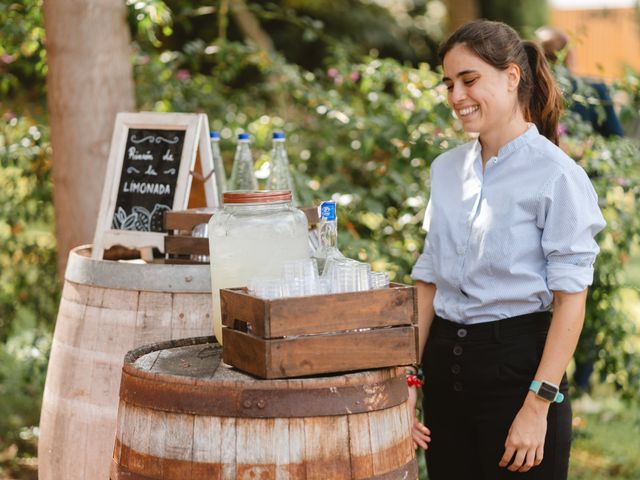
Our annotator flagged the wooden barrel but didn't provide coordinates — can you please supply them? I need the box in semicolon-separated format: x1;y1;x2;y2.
38;245;213;480
111;337;417;480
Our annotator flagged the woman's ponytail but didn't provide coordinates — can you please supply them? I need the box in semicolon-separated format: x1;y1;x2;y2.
521;40;563;145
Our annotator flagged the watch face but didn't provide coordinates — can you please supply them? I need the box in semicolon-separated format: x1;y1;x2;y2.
538;382;558;401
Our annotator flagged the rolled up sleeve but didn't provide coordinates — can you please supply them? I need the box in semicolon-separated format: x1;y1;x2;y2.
539;166;606;292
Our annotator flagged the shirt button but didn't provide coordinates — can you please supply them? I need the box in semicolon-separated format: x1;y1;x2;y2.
453;381;463;392
453;345;463;356
451;364;461;374
493;157;498;164
457;328;468;338
456;246;465;255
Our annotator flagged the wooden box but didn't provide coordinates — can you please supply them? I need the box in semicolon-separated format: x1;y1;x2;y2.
220;283;418;379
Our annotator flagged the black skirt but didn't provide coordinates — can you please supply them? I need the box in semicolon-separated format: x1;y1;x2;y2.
421;311;572;480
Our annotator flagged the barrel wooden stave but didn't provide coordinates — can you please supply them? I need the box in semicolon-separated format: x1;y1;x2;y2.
38;246;212;480
115;408;414;479
111;338;417;480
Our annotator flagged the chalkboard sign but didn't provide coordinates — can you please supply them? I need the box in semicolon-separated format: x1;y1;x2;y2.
93;112;218;259
111;128;185;232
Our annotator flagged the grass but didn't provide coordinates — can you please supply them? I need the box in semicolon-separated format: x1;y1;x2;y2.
570;391;640;479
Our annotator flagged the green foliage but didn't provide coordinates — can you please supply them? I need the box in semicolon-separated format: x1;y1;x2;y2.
614;67;640;137
0;0;47;104
557;71;640;399
479;0;549;36
134;37;463;282
0;115;58;458
0;116;58;342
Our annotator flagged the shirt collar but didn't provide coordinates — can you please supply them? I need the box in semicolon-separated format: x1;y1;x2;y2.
497;123;538;157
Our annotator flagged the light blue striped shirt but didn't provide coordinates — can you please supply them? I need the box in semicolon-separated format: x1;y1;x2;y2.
411;125;606;324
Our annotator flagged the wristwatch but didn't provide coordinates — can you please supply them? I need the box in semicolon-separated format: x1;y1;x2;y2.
529;380;564;403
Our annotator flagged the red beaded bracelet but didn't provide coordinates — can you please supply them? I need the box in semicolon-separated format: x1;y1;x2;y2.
406;374;424;388
405;365;424;388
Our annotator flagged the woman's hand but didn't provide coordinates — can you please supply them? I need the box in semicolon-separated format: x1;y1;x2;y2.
407;386;431;449
499;392;549;472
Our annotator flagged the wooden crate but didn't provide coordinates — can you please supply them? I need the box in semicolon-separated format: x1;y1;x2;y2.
220;283;418;379
163;208;213;263
163;206;321;263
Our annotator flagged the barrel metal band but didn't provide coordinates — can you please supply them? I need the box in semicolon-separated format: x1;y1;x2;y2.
119;370;408;418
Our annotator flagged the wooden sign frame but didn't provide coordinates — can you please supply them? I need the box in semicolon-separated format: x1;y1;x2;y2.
92;112;218;259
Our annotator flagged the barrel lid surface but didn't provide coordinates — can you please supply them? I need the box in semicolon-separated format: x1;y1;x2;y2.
65;245;211;293
120;336;408;418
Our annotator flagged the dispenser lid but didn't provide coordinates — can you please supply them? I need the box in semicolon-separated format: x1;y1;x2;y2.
223;190;292;204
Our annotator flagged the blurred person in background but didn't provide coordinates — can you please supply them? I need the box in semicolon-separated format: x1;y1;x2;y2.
535;26;624;138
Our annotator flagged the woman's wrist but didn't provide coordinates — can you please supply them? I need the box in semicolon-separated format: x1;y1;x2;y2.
523;391;551;414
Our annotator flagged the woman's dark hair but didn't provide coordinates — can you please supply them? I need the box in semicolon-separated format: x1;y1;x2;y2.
439;19;562;145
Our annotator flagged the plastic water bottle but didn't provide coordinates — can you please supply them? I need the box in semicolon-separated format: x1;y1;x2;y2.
210;131;227;204
266;131;296;202
228;133;257;191
313;200;345;275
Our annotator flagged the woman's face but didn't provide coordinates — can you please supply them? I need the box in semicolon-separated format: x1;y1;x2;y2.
442;43;521;137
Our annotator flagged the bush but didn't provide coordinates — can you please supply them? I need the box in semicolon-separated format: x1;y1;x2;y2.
0;114;58;460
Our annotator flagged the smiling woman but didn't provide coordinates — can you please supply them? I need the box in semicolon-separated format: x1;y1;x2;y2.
407;19;606;480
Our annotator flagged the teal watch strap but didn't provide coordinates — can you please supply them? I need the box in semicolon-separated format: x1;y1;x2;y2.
529;380;564;403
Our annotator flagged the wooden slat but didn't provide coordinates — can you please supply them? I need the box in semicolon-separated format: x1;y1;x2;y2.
146;409;166;478
163;413;195;478
348;413;374;478
134;291;173;347
221;288;270;337
368;405;409;476
220;284;416;339
171;292;213;340
299;205;319;226
222;326;417;379
192;416;222;479
164;210;213;231
287;417;306;479
270;418;290;479
304;416;351;479
220;417;237;480
164;235;209;256
222;327;268;379
126;405;152;475
236;418;278;479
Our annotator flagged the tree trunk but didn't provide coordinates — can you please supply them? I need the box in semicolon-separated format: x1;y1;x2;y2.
44;0;135;278
444;0;479;34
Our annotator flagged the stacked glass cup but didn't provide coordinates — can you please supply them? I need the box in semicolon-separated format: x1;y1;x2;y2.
248;257;390;300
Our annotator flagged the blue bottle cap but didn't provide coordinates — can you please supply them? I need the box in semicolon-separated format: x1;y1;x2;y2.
210;131;219;139
238;133;250;140
320;201;336;221
272;131;286;140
